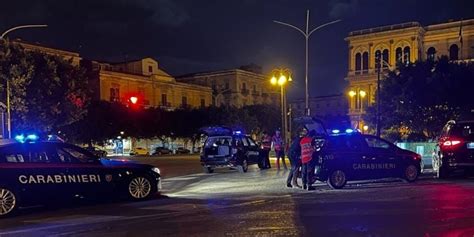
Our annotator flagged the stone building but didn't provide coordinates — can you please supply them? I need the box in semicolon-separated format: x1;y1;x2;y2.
176;65;280;108
345;19;474;127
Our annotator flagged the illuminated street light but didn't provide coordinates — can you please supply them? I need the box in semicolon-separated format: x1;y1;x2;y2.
359;90;367;98
270;68;292;144
348;90;357;97
1;24;48;139
363;125;369;131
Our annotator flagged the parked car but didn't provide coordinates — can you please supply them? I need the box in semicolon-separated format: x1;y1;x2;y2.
130;147;150;156
85;146;108;157
433;120;474;178
295;116;422;189
200;127;263;173
0;138;161;217
175;147;190;154
152;147;172;155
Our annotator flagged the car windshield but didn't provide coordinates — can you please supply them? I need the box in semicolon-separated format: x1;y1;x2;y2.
204;136;232;148
451;123;474;140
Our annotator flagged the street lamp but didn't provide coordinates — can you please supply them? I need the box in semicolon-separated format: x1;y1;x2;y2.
1;24;48;139
274;10;341;116
348;89;367;129
270;68;292;144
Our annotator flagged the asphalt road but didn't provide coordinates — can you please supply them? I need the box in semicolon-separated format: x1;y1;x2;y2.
1;155;474;237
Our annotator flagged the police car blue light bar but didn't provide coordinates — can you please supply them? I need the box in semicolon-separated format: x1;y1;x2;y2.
345;129;354;133
15;134;39;143
234;131;242;135
332;129;340;134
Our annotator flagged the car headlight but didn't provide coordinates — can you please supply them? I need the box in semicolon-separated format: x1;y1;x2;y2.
152;167;161;175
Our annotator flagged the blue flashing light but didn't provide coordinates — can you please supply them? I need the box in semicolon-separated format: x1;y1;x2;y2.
345;129;354;133
234;131;242;135
332;129;340;134
15;135;26;143
27;134;39;141
15;134;39;143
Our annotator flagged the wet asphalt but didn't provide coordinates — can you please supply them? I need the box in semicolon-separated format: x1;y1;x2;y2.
0;155;473;237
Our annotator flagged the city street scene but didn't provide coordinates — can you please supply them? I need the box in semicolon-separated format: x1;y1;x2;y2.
0;0;473;236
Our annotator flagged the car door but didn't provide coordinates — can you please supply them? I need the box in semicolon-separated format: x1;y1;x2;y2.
8;143;70;203
54;143;114;198
245;136;261;164
362;136;399;179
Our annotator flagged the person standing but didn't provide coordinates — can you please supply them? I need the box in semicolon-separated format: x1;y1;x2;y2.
300;129;316;190
272;130;287;170
286;132;302;188
260;131;272;169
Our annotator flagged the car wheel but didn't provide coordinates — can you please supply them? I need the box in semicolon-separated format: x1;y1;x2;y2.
327;170;347;189
403;164;419;182
0;187;18;218
127;176;155;201
237;159;248;173
203;166;214;174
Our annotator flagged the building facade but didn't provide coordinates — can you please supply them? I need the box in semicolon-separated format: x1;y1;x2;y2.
89;58;212;109
176;66;280;108
290;94;348;118
345;19;474;128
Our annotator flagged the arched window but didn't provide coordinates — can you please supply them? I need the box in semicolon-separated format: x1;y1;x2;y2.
382;49;389;68
403;46;410;63
355;53;361;72
427;47;436;61
375;50;381;69
396;47;403;63
449;44;459;60
362;52;369;73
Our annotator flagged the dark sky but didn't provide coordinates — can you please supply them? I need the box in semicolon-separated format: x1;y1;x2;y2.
1;0;473;99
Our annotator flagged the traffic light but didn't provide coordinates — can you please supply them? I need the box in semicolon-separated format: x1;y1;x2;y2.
129;96;138;104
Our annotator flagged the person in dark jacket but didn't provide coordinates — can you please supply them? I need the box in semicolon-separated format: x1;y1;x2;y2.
286;132;303;188
260;131;272;169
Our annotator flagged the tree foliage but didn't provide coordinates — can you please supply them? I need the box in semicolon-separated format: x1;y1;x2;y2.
363;57;474;141
62;102;282;144
0;40;90;135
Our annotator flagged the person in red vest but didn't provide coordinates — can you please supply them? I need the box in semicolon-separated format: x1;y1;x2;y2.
300;129;316;190
260;131;272;169
272;130;287;170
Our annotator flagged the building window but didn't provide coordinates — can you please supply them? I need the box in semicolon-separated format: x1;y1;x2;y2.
449;44;459;60
375;50;382;69
396;47;403;63
161;94;167;106
382;49;389;68
181;96;187;107
427;47;436;61
225;82;229;89
355;53;361;73
362;52;369;73
148;65;153;73
110;87;120;102
403;46;411;64
200;99;205;108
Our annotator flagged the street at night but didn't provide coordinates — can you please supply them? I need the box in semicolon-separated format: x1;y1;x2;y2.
0;156;473;237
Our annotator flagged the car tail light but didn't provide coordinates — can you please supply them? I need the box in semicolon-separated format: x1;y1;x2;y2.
442;140;462;147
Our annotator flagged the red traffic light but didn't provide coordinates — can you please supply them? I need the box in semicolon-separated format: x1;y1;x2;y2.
130;96;138;104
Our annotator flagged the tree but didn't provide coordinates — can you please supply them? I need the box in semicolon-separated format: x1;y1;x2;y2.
0;40;90;136
363;57;474;141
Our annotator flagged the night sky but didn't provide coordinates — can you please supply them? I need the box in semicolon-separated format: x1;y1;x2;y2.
1;0;473;99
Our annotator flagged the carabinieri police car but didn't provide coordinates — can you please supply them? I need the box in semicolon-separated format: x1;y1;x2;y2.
0;135;161;217
296;117;423;189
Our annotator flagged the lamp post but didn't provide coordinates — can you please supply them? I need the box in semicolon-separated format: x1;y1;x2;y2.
274;10;341;116
348;89;366;129
270;68;292;144
1;24;48;139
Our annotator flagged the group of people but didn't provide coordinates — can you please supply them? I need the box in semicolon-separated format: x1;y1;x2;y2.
259;128;317;191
